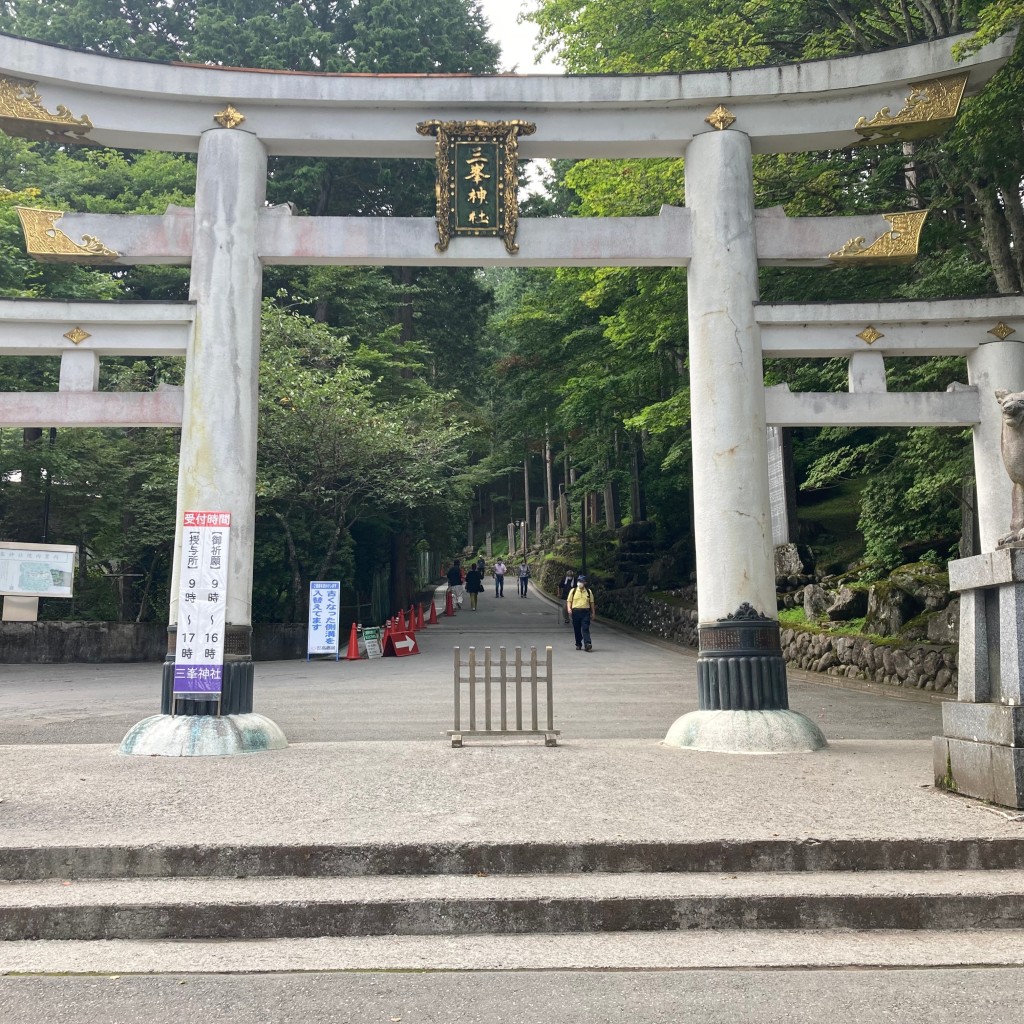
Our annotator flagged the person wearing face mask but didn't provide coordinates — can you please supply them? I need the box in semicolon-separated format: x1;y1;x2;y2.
566;574;596;651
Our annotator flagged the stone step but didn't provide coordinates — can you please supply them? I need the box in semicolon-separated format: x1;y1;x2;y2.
5;837;1024;880
4;870;1024;940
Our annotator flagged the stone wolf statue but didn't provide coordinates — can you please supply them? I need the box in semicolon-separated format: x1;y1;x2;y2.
996;388;1024;546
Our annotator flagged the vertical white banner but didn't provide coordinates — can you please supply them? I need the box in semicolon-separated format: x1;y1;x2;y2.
307;581;341;656
173;511;231;699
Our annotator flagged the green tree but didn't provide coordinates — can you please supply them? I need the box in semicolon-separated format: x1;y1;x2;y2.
0;0;502;615
518;0;1023;573
256;301;474;619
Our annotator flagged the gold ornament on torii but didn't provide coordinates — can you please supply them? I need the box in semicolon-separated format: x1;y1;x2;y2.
214;105;246;129
15;207;120;263
0;75;93;144
828;211;928;265
853;72;968;146
704;105;736;131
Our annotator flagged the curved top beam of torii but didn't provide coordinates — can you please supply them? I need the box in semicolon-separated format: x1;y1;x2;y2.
0;30;1014;157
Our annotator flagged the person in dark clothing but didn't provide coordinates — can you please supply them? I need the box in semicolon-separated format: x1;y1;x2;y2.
517;560;531;597
446;560;464;608
558;570;576;624
464;564;484;610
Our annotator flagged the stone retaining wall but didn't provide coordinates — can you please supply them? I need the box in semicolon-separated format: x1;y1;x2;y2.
0;622;308;663
597;587;700;649
780;628;956;694
595;586;956;695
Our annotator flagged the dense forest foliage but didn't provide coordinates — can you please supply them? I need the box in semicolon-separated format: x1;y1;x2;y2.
514;0;1024;574
0;0;1021;622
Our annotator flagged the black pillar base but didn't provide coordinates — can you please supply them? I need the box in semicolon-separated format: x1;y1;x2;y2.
160;658;255;715
160;625;255;716
697;608;789;711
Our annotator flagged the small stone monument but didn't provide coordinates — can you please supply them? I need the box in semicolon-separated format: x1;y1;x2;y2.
934;389;1024;807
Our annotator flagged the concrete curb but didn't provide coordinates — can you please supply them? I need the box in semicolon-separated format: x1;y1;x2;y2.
4;837;1024;880
5;881;1024;940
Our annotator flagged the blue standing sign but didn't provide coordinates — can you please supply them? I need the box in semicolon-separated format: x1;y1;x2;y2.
307;581;341;660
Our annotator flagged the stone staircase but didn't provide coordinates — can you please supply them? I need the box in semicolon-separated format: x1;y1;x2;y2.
4;838;1024;943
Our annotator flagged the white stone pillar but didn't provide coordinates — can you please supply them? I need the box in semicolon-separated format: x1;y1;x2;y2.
966;339;1024;552
166;126;267;714
686;129;775;620
766;427;789;546
665;127;824;753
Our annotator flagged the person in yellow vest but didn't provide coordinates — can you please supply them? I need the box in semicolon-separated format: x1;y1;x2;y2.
566;574;596;652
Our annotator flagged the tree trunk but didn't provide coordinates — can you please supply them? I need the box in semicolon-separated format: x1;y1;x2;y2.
604;476;617;530
135;551;160;623
910;0;948;36
273;512;305;622
629;433;645;522
394;266;415;347
523;454;531;548
969;180;1020;294
998;182;1024;290
390;529;409;613
897;0;914;42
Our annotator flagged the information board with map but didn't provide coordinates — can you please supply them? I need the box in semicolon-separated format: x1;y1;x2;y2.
0;542;77;597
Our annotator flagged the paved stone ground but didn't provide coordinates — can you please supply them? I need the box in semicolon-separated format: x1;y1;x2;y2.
0;585;989;851
0;584;943;745
4;968;1024;1024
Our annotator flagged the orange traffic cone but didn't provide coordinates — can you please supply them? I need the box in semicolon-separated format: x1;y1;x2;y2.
444;589;456;616
407;606;416;632
384;617;393;637
345;622;361;661
397;609;407;631
428;600;438;625
416;603;425;630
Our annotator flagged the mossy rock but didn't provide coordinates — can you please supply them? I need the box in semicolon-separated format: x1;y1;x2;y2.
889;563;950;611
863;580;920;637
897;611;932;643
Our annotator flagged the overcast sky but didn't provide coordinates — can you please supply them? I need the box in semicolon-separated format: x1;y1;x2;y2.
477;0;561;73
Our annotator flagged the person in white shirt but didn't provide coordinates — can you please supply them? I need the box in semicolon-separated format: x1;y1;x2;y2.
493;559;507;597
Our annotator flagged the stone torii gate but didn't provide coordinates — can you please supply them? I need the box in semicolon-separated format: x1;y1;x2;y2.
0;30;1020;761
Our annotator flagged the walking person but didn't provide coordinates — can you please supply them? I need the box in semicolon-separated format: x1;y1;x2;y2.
517;559;531;597
567;574;596;651
493;559;506;597
558;570;576;624
465;563;484;610
446;559;465;608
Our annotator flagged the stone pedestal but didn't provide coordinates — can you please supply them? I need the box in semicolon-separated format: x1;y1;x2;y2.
119;713;287;757
934;548;1024;807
